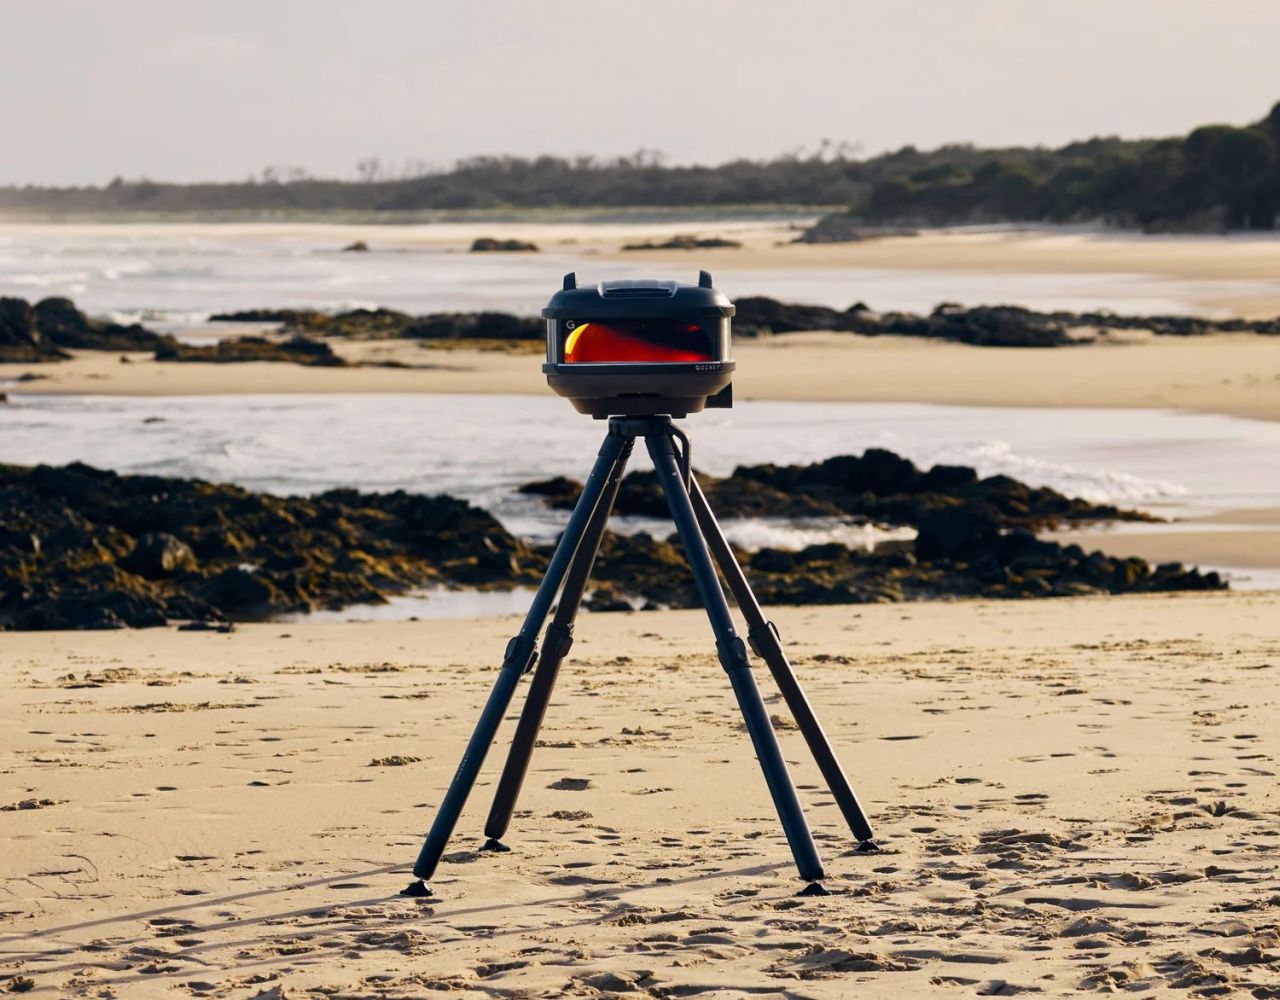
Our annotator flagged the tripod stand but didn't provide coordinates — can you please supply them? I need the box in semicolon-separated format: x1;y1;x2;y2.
404;415;876;897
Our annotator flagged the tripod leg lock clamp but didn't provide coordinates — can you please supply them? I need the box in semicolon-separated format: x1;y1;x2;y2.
716;636;751;673
542;622;575;660
747;620;782;659
502;634;538;674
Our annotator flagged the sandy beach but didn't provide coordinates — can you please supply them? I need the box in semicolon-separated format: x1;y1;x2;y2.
2;592;1277;997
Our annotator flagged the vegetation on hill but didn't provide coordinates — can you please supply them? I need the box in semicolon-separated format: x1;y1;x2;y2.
1;101;1277;231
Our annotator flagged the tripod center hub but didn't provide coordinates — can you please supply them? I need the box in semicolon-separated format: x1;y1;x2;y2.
607;414;675;437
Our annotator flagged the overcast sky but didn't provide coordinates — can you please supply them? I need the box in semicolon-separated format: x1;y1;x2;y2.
2;0;1278;186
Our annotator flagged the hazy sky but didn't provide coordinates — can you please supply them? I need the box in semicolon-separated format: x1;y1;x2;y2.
3;0;1278;186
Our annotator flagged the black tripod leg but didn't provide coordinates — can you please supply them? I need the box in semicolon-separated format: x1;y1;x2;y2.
689;478;877;848
407;430;630;889
482;439;633;847
645;431;825;885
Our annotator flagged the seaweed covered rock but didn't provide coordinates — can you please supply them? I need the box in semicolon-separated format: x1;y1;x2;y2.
402;312;543;342
0;462;544;630
154;335;344;366
517;450;1220;610
733;296;1073;346
863;304;1072;347
575;528;1223;610
732;449;1148;529
3;452;1225;630
208;306;541;342
0;297;67;362
588;531;699;609
518;477;582;505
470;237;539;252
208;307;331;327
203;298;1280;354
122;531;198;577
732;296;1280;343
621;235;741;251
914;503;1002;560
32;297;172;351
208;307;412;339
521;448;1149;531
733;297;843;335
1;296;173;360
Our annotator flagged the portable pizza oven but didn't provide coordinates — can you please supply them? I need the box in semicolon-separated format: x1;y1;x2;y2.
542;271;735;418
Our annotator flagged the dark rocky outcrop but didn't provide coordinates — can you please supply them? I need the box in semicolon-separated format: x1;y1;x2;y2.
0;297;67;362
401;312;543;342
520;448;1151;531
578;526;1221;610
154;335;344;366
519;448;1221;609
295;307;415;339
121;531;199;578
1;462;544;630
341;240;370;252
208;307;331;327
3;451;1223;629
734;297;1074;347
621;235;742;250
734;296;1280;343
205;298;1280;352
32;297;172;351
1;296;171;361
208;306;541;342
470;237;538;252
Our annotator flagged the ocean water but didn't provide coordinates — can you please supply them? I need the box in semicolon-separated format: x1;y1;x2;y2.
1;222;1275;328
3;393;1277;525
4;220;1278;615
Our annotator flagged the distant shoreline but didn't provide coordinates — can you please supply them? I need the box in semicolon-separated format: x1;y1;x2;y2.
0;205;828;226
6;211;1280;241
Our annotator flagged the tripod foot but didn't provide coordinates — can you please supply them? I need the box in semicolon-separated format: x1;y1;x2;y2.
796;881;831;897
481;838;512;853
399;880;433;898
855;839;882;854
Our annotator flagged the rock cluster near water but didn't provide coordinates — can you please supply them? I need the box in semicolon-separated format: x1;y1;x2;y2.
9;295;1278;370
733;298;1075;347
733;297;1280;343
621;235;742;251
521;449;1219;607
470;237;539;252
209;307;543;343
209;298;1280;347
520;447;1152;530
0;296;171;362
211;297;1280;354
1;462;542;630
154;336;343;366
2;450;1222;630
583;530;1218;610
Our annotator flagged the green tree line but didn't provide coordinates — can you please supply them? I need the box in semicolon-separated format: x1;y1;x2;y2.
2;102;1277;230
